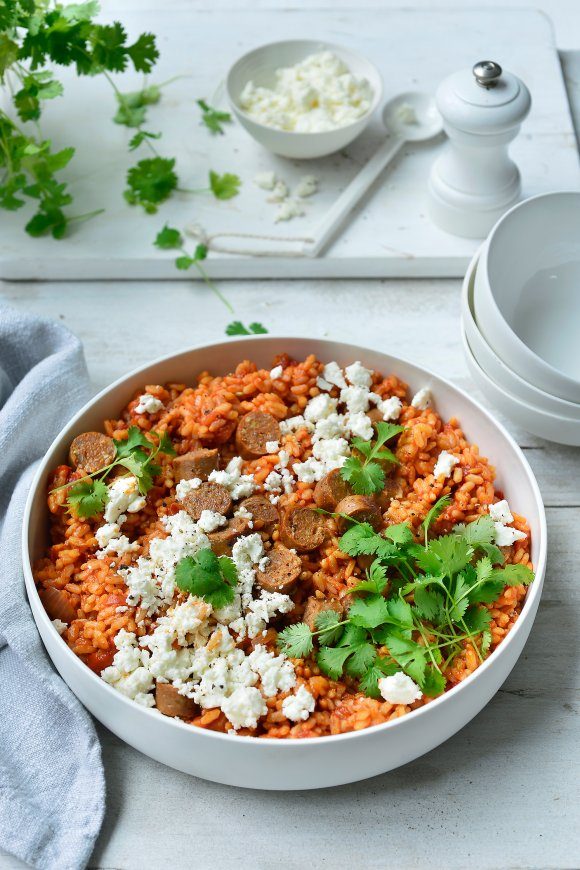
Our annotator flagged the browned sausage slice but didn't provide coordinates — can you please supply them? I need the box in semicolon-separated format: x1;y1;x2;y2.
182;482;232;521
280;506;325;552
207;516;251;556
155;683;197;719
39;586;77;625
335;495;382;532
239;494;278;529
256;544;302;594
69;432;115;475
313;468;353;512
302;596;344;632
235;411;281;459
173;448;219;482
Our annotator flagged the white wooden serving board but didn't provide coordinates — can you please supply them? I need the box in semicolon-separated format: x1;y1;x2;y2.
1;6;578;280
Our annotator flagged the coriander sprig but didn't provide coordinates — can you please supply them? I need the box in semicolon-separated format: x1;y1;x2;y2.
197;100;232;135
54;426;175;518
225;321;269;336
340;421;404;495
175;548;238;609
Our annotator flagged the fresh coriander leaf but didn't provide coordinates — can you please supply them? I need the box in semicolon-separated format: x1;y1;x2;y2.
359;658;398;698
340;455;385;496
475;555;493;586
277;622;313;659
421;665;446;697
480;629;492;658
338;522;381;557
67;478;108;518
317;645;352;680
428;534;473;577
225;321;269;336
384;523;413;545
349;594;390;630
478;542;505;565
248;322;268;334
448;573;471;622
386;598;414;634
422;495;452;541
154;225;182;249
129;130;161;150
413;584;444;622
197;99;232;135
314;610;344;645
345;642;376;677
175;548;237;609
351;559;388;595
463;605;492;634
494;563;534;586
113;426;151;459
217;555;238;585
124;157;177;212
372;422;404;452
175;255;193;270
454;515;495;547
194;243;207;261
126;32;159;73
209;170;241;200
156;431;176;456
384;631;427;685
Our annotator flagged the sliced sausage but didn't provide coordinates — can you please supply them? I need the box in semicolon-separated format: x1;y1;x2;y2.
207;516;251;556
182;482;232;521
69;432;115;475
335;495;382;532
235;411;281;459
376;474;403;512
280;506;326;552
366;408;383;425
303;596;344;632
173;448;219;482
239;494;278;529
39;586;77;625
256;544;302;594
155;683;197;719
313;468;353;512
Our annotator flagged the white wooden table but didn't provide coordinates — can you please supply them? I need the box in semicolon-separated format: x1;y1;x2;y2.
1;2;579;868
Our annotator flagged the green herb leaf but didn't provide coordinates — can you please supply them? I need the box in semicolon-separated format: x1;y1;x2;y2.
225;321;269;336
422;495;451;542
197;99;232;135
67;478;109;518
129;130;162;151
384;631;427;685
175;548;238;609
340;455;385;496
494;563;534;586
277;622;313;659
314;610;344;645
359;658;398;698
156;431;176;456
421;665;446;697
349;594;390;630
125;157;178;212
317;645;352;680
209;170;241;200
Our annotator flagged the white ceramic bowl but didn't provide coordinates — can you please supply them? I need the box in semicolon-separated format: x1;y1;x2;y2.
474;191;580;403
23;337;546;790
226;40;383;159
462;250;580;421
463;328;580;446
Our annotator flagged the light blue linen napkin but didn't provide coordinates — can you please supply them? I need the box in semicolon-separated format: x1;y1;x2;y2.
0;304;105;869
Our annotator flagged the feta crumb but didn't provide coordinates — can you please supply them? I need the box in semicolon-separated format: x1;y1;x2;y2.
345;360;373;388
52;619;67;635
197;510;227;534
247;645;296;697
175;477;202;501
322;361;347;389
221;686;267;730
209;456;255;500
293;457;325;483
254;170;277;190
371;395;403;421
346;411;374;441
340;385;370;414
282;684;316;722
265;440;280;454
378;672;422;705
104;475;146;524
295;175;319;198
411;387;431;410
95;522;121;548
279;414;314;434
489;499;514;524
234;503;254;528
135;393;164;414
316;376;333;392
433;450;459;480
494;523;527;547
304;393;337;422
270;364;283;379
268;179;289;203
395;102;418;125
274;198;305;223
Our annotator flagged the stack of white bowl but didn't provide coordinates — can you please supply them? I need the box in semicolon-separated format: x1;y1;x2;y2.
461;191;580;446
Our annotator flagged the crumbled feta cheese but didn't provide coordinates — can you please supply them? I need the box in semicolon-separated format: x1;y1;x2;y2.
221;686;267;730
411;387;431;411
97;533;139;560
279;414;314;434
345;360;373;388
239;51;373;134
197;510;228;534
270;364;283;380
304;393;337;423
346;411;374;441
322;361;347;389
494;523;527;547
101;630;155;707
104;475;146;523
340;385;370;414
247;645;296;697
52;619;67;635
277;449;290;468
489;499;514;524
313;412;347;440
282;684;316;722
234;503;254;528
433;450;459;480
209;456;255;500
274;198;305;223
378;672;422;705
316;376;333;392
175;477;202;501
293;457;325;483
254;170;277;190
295;175;319;198
395;102;418;125
95;522;121;548
268;180;289;203
265;440;280;454
135;393;164;414
370;395;403;421
311;436;349;468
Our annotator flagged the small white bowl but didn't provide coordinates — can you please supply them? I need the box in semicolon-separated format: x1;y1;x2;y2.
474;191;580;404
463;329;580;446
23;337;546;789
462;250;580;420
226;40;383;159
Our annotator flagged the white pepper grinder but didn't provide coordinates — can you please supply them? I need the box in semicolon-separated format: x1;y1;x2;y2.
428;60;531;238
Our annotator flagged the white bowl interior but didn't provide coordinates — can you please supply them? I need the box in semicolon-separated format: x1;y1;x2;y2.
23;337;547;789
484;191;580;381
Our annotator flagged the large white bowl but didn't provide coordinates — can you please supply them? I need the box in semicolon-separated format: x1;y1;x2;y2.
23;337;546;790
462;250;580;421
463;328;580;446
474;191;580;403
226;40;383;159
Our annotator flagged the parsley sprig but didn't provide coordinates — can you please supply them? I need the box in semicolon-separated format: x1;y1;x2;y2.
197;99;232;135
340;422;404;495
57;426;175;518
225;321;269;336
175;548;238;609
278;499;534;699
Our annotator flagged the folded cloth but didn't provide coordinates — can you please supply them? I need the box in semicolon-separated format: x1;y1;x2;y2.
0;304;105;870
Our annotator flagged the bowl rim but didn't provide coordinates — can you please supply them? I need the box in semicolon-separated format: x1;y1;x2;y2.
463;249;580;416
225;38;383;138
475;190;580;392
22;335;547;749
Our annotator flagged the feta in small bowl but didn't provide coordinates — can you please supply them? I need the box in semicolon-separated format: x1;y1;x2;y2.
226;40;383;159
